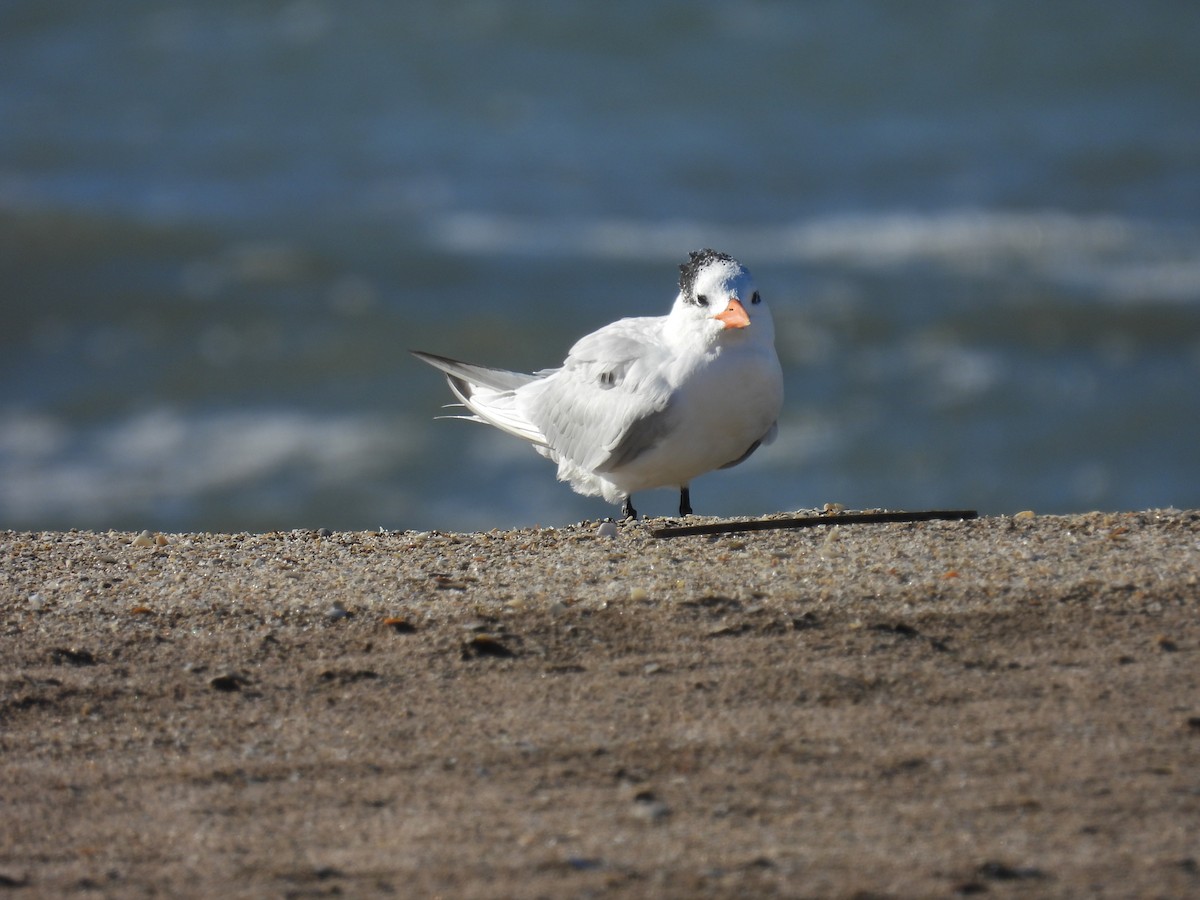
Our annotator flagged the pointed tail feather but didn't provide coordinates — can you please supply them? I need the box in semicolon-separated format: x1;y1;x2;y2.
411;350;538;392
411;350;548;447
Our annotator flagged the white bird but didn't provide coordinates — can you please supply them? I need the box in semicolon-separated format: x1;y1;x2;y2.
412;249;783;520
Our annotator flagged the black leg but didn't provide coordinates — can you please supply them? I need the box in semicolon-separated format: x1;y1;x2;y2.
621;496;638;520
679;486;692;517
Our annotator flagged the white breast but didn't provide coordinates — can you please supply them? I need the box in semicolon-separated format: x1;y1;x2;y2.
602;340;783;496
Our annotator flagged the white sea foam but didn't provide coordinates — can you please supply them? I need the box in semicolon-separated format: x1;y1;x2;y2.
0;408;426;527
430;209;1200;303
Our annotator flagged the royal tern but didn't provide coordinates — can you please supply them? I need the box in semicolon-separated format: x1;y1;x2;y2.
413;249;783;519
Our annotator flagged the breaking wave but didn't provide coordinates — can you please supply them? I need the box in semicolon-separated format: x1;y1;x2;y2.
431;209;1200;303
0;408;427;530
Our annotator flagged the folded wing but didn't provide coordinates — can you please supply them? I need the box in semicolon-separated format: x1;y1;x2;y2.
520;317;676;474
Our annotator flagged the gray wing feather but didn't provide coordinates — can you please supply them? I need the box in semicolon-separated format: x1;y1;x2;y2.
596;401;675;471
519;318;675;473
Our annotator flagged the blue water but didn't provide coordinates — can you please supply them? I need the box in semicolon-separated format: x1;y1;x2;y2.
3;1;1199;531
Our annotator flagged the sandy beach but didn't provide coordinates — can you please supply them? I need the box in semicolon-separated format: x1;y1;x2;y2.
2;509;1198;897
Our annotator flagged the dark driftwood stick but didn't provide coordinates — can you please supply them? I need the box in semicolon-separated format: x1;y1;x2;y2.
651;509;979;538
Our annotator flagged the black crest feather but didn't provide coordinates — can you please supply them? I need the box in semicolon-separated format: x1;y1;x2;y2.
678;248;737;299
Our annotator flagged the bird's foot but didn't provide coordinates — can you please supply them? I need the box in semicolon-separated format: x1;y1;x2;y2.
621;497;638;520
678;487;693;517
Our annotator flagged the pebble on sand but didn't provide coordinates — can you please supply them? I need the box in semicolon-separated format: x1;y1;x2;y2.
131;530;170;547
596;521;619;539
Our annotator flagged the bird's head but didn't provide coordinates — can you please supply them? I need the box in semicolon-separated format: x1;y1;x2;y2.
670;249;774;346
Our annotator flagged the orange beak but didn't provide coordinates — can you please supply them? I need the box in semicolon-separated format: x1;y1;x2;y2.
714;297;750;329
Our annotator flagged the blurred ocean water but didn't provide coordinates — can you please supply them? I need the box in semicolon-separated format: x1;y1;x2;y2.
2;1;1198;532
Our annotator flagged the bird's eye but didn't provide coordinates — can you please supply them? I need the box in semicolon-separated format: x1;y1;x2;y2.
695;294;709;307
751;291;761;305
